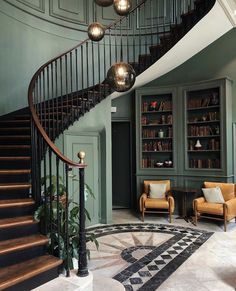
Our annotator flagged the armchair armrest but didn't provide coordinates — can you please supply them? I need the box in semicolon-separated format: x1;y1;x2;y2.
167;195;175;213
193;197;205;210
139;193;148;212
225;197;236;217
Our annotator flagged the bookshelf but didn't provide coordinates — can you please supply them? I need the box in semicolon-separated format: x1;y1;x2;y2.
140;92;174;169
186;86;221;169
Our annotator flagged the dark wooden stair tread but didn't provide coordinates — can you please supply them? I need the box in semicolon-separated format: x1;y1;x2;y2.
0;216;36;229
0;120;30;124
0;234;48;255
0;169;30;175
0;198;35;208
0;157;31;161
0;255;62;290
0;182;31;190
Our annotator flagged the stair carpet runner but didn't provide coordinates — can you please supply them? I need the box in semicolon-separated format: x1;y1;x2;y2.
0;0;215;289
0;112;62;291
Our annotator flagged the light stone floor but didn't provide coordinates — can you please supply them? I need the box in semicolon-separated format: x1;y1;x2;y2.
34;210;236;291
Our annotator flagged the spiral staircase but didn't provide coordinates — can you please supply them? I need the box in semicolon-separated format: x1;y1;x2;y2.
0;0;234;290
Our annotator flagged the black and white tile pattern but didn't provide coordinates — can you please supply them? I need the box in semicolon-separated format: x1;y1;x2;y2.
86;223;213;291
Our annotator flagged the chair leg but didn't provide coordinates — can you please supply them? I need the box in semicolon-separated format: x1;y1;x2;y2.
194;201;198;225
223;204;227;232
142;209;145;222
169;211;172;223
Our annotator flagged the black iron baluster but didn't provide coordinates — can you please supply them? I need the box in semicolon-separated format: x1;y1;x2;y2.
81;46;85;114
92;41;95;105
43;140;48;235
49;148;53;254
70;51;73;122
60;57;63;133
126;16;129;64
65;164;70;277
51;63;55;139
75;49;79;119
114;24;118;63
65;54;69;127
132;11;136;66
109;28;112;68
56;157;61;259
77;152;88;277
55;60;59;136
86;42;89;109
138;6;142;73
47;66;51;139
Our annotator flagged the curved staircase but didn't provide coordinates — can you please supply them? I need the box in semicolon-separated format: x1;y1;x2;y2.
0;0;229;289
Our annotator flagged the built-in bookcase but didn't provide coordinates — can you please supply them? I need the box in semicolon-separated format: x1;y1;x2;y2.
186;86;221;169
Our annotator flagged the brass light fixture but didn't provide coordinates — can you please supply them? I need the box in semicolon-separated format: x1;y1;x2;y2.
113;0;132;16
94;0;113;7
87;22;105;42
106;62;136;92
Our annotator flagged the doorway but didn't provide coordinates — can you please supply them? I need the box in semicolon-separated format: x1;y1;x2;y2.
112;121;131;209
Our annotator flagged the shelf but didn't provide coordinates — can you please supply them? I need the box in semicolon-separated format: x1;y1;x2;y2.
142;137;173;140
188;150;220;152
187;135;220;138
142;110;172;114
142;124;172;127
187;120;220;125
142;151;172;153
187;105;220;111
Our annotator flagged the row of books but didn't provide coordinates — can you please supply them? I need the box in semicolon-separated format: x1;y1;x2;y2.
142;100;172;112
142;128;173;138
188;111;219;122
143;141;172;152
188;125;218;136
189;159;220;169
188;139;220;151
141;115;173;125
187;95;219;109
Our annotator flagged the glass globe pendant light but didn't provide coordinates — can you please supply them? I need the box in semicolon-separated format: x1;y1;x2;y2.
113;0;132;16
87;22;105;42
106;62;136;92
94;0;113;7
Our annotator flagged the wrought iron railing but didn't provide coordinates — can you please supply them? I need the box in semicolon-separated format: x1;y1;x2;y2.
28;0;215;277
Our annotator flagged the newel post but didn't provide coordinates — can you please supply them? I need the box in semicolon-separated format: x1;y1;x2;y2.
77;151;89;277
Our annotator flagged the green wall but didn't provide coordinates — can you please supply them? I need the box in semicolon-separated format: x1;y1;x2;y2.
63;97;112;224
0;11;83;115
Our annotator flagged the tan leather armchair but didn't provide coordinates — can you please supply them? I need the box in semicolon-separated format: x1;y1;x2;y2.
139;180;175;222
193;182;236;231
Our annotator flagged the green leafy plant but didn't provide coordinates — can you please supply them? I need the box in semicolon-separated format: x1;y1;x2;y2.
34;174;99;270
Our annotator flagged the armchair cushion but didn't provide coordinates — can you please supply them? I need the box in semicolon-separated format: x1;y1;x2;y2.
144;180;170;194
145;198;169;209
204;182;235;201
149;183;166;199
202;187;225;204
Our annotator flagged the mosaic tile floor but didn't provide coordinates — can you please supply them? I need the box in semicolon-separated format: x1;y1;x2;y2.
87;223;213;290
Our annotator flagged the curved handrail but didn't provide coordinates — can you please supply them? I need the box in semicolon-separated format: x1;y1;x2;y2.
28;0;147;168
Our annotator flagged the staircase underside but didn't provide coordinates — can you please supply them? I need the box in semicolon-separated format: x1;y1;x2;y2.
111;0;234;100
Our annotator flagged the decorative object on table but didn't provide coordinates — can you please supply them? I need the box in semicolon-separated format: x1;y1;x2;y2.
193;182;236;231
94;0;113;7
113;0;132;16
106;62;136;92
149;101;158;111
155;161;164;168
164;160;172;167
195;139;202;150
139;180;175;222
87;22;105;41
211;92;219;105
158;128;164;138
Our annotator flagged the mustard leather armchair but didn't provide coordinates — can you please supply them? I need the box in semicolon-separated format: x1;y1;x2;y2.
193;182;236;231
139;180;175;222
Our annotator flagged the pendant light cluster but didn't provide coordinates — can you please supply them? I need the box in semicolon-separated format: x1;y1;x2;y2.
88;0;135;93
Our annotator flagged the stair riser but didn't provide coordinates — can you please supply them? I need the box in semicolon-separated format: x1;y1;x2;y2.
0;139;30;145
0;150;31;157
0;173;30;183
4;266;61;291
0;129;31;135
0;245;46;268
0;190;31;199
0;224;39;241
0;205;35;219
0;122;30;128
0;161;30;169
